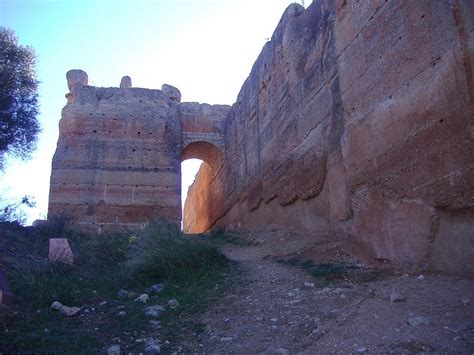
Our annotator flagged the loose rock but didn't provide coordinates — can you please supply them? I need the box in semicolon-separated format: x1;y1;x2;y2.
144;305;165;318
117;289;137;300
355;345;368;353
460;297;471;306
107;344;121;355
145;284;165;294
304;282;315;288
145;344;161;354
135;294;150;303
407;315;431;326
390;287;406;303
168;299;179;309
50;301;81;317
456;321;474;332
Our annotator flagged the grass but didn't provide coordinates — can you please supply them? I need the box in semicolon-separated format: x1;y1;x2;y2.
0;219;231;354
206;228;259;247
275;256;378;285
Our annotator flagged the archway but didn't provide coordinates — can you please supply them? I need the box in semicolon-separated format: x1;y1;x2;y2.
180;141;224;233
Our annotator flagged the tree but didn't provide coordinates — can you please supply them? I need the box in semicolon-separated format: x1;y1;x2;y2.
0;27;40;166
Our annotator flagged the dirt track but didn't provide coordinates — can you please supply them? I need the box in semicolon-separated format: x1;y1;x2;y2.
173;232;474;354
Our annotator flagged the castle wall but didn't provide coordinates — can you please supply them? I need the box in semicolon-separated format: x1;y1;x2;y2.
48;77;182;232
50;0;474;275
186;0;474;274
48;72;228;232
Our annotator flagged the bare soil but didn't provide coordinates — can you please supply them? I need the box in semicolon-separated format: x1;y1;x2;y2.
170;229;474;354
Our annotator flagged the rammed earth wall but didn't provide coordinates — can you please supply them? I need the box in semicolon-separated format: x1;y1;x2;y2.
50;0;474;275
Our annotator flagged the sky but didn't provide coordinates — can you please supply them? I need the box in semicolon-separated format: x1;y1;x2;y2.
0;0;302;223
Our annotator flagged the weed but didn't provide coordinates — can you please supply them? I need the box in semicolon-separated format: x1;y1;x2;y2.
276;256;362;283
0;219;231;353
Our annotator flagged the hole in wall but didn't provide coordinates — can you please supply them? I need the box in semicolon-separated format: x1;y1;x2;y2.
181;158;204;231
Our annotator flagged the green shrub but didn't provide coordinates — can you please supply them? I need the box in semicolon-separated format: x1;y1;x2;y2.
125;219;228;284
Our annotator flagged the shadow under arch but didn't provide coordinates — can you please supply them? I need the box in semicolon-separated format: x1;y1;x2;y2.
180;141;225;234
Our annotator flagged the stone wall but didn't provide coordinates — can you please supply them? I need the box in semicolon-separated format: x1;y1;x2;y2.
185;0;474;275
48;71;228;232
50;0;474;275
183;162;224;233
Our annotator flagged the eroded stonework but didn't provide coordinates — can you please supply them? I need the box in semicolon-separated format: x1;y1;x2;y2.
48;70;229;232
50;0;474;275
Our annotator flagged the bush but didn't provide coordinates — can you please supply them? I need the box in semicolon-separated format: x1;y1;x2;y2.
125;220;228;284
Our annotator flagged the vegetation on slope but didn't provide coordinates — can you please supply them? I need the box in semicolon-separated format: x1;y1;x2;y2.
0;218;230;353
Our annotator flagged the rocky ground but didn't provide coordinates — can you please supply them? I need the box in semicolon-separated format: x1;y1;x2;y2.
2;226;473;354
167;230;474;354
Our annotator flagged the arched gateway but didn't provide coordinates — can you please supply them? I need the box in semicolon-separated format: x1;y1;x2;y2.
48;70;229;233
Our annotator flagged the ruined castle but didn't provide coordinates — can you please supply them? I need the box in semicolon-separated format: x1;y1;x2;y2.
49;1;474;276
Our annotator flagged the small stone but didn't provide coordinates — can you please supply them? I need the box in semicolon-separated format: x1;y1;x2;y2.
416;275;425;281
355;345;368;353
145;337;159;346
135;294;150;303
460;297;471;306
390;287;406;303
117;289;137;300
407;315;431;326
144;305;165;318
99;301;108;306
220;336;233;342
107;344;121;355
456;321;474;332
144;344;160;354
304;282;315;288
168;299;179;309
50;301;81;317
118;311;126;317
51;301;62;311
149;320;161;327
150;284;164;293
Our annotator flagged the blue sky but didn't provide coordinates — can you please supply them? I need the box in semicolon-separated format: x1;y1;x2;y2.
0;0;299;223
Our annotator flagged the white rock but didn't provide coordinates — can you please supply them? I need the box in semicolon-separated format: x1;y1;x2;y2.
135;294;150;303
144;305;165;318
304;282;315;288
118;311;126;316
168;299;179;309
107;344;121;355
355;345;368;353
51;301;62;310
220;336;233;342
416;275;425;281
144;344;160;354
390;287;406;303
460;297;471;306
407;315;431;326
50;301;81;316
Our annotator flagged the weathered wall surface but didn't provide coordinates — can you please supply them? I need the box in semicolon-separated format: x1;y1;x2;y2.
50;0;474;275
183;162;224;233
48;71;228;232
186;0;474;275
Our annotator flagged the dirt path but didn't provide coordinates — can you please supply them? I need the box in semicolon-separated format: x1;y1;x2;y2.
172;239;474;354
